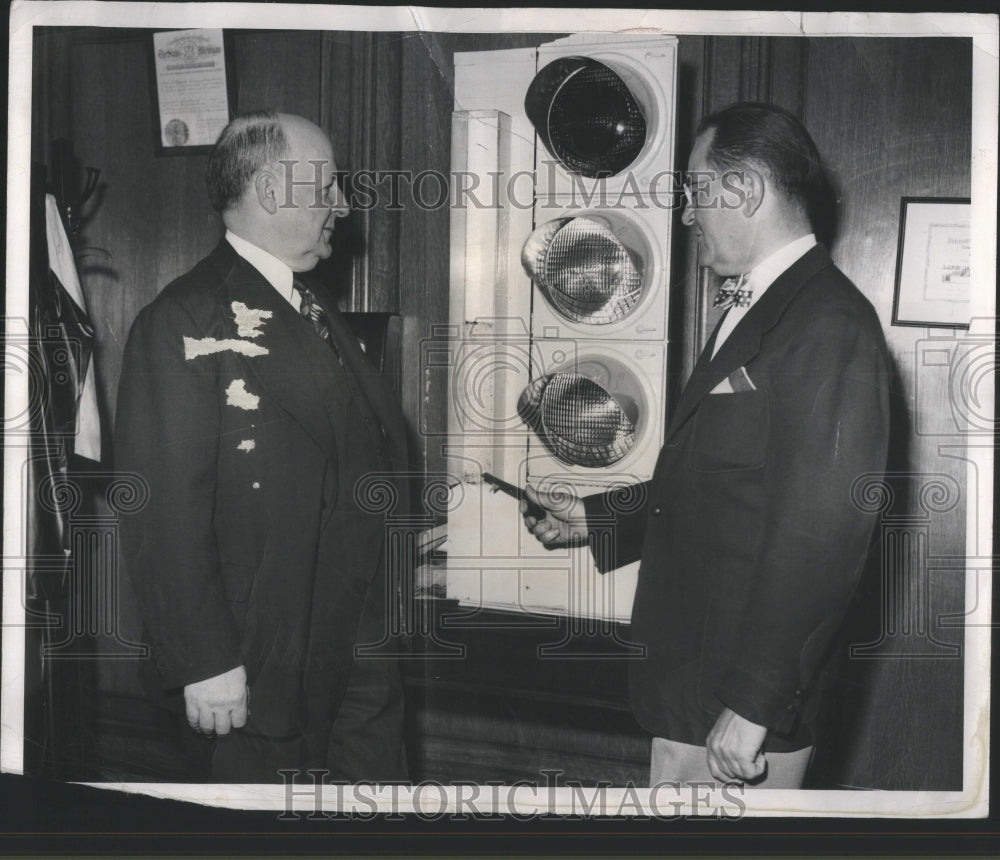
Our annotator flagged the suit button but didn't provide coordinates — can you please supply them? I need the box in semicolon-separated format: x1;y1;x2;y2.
786;703;797;713
651;506;662;516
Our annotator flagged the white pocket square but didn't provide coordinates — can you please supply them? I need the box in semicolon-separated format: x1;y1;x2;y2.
710;366;756;394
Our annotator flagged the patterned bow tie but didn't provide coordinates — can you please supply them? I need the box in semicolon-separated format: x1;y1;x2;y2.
713;274;752;310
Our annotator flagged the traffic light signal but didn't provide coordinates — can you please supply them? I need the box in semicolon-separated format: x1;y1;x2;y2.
442;33;678;620
520;34;677;491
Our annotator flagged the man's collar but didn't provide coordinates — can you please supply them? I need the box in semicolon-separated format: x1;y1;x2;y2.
225;230;295;307
710;233;817;357
746;233;817;296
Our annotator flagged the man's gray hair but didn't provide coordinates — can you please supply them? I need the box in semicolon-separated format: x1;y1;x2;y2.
206;111;289;212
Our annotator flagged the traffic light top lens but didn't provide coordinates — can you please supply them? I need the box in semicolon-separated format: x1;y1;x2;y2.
526;56;648;178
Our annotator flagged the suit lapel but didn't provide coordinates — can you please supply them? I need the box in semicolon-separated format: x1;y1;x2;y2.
665;245;834;441
207;241;340;464
300;279;409;464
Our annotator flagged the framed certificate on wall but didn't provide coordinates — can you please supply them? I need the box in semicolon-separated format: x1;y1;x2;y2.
892;197;971;329
151;28;235;155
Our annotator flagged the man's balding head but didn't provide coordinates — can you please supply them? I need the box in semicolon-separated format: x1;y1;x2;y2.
207;112;349;271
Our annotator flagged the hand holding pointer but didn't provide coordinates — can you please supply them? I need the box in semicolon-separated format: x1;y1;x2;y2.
519;484;589;548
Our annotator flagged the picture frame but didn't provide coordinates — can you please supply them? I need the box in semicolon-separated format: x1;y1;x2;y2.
891;196;971;329
149;28;237;156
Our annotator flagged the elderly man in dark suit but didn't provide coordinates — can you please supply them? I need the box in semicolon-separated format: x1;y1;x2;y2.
116;111;408;783
523;103;890;788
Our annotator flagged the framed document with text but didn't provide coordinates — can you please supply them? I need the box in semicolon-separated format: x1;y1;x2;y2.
892;197;971;328
151;28;235;155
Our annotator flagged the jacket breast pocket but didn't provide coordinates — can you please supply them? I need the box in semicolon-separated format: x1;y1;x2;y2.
691;390;768;472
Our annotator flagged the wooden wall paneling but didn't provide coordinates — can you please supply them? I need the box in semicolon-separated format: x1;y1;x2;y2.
690;37;742;365
31;28;73;165
668;35;705;411
67;34;221;427
397;32;455;479
319;31;365;310
767;37;808;119
802;36;971;791
344;33;374;311
738;36;771;103
232;30;323;120
700;36;742;115
317;32;402;314
367;34;403;313
325;31;373;311
320;31;355;162
807;38;973;318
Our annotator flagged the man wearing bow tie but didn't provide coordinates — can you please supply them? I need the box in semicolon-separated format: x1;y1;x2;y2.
116;112;409;782
523;103;890;788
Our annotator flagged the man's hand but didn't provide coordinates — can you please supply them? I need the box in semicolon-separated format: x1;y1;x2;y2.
520;484;588;547
184;664;249;736
706;707;768;783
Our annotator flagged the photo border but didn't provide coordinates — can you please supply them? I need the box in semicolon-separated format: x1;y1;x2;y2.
3;0;997;840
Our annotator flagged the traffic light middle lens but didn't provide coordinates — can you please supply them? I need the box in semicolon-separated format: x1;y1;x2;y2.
522;217;644;325
544;219;642;323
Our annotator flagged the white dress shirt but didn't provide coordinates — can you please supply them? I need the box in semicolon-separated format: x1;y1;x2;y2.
225;230;300;312
711;233;817;358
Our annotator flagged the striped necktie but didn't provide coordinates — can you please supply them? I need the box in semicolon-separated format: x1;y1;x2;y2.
292;278;332;342
292;277;392;455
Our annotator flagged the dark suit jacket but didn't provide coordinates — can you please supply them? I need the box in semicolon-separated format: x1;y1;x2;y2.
115;240;408;744
585;245;890;751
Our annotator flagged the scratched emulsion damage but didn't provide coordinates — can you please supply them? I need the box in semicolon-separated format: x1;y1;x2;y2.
226;379;260;411
237;439;256;453
183;337;269;360
231;301;273;338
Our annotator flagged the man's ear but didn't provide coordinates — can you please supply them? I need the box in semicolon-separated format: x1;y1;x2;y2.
254;169;279;215
742;167;765;218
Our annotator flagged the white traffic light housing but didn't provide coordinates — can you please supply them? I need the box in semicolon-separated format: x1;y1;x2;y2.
529;36;677;196
445;33;678;620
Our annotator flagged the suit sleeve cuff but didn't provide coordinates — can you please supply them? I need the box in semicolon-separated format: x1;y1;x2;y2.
715;666;803;737
153;634;244;691
583;485;649;573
